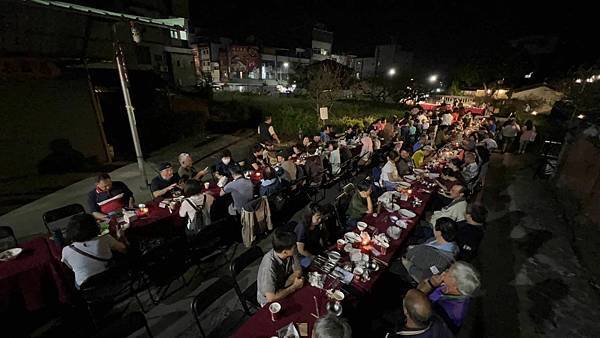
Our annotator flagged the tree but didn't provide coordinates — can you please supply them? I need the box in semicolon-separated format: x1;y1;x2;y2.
355;74;417;103
304;60;354;122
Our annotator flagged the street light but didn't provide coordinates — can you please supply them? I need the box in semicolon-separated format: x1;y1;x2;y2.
388;68;396;76
283;62;289;68
429;74;438;83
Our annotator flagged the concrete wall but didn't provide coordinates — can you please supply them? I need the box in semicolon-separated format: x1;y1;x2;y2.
0;69;107;177
169;52;197;86
557;136;600;223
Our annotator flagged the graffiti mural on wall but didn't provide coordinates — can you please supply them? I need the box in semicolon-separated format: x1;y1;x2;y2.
229;45;261;74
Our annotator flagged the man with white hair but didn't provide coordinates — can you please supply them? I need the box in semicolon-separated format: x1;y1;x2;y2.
417;261;481;332
177;153;208;181
312;314;352;338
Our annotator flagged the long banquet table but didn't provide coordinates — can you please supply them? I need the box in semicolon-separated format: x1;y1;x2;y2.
230;177;439;337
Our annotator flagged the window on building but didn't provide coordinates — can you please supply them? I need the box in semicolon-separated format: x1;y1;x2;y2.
312;48;321;55
320;49;328;56
170;29;188;41
176;60;182;67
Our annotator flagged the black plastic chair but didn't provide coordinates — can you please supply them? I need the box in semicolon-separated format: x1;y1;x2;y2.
141;237;189;303
191;277;234;338
0;225;17;250
230;246;263;316
78;262;151;328
42;203;85;245
92;311;153;338
333;190;353;231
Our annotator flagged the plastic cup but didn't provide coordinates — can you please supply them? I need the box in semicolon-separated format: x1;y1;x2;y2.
269;302;281;321
336;239;346;250
204;182;210;190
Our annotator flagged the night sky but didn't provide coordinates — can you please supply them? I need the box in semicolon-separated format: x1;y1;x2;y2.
191;0;597;81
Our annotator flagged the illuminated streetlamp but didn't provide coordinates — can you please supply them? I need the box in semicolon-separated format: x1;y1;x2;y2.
388;68;396;76
283;62;289;68
429;74;438;83
577;114;585;119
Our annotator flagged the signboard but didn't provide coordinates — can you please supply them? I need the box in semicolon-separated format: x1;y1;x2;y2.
319;107;329;120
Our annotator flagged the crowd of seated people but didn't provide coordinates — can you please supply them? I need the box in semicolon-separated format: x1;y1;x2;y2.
58;107;501;337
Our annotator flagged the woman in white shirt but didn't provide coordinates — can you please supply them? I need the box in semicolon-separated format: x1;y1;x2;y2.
61;213;126;288
328;141;342;176
179;179;214;232
380;150;402;191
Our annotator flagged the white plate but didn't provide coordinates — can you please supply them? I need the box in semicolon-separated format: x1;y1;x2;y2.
398;181;411;188
426;173;440;179
404;175;417;181
344;232;361;243
0;248;22;262
413;169;426;174
399;209;416;218
356;221;368;231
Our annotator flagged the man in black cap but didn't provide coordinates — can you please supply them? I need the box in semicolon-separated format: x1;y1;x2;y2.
151;162;181;198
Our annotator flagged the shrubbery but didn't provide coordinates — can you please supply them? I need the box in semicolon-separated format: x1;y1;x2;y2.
212;93;408;139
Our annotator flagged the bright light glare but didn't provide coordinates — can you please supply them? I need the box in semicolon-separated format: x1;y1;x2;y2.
283;62;289;68
388;68;396;76
531;111;538;116
429;74;438;83
577;114;585;119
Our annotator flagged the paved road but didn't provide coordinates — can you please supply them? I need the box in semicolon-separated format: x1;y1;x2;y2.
460;152;600;337
0;130;258;239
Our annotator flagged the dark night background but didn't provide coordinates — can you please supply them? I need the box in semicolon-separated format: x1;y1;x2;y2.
191;0;597;84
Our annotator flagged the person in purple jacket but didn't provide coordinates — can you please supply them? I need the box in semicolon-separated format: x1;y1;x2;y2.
417;261;481;333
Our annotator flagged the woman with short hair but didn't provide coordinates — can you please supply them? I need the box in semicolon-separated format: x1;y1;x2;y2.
61;213;126;287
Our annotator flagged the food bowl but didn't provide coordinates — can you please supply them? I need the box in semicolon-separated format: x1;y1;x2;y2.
327;251;341;262
0;248;22;262
356;221;368;232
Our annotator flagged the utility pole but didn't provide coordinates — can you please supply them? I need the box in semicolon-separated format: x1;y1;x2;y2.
113;23;148;189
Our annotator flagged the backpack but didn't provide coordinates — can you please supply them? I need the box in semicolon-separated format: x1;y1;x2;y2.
184;196;210;235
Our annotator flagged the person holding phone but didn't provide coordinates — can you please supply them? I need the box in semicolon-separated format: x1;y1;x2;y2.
177;152;209;181
151;162;182;199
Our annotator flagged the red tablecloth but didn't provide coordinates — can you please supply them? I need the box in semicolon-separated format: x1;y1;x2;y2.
419;103;484;115
0;237;72;312
350;184;433;292
201;182;222;198
230;286;329;338
109;201;184;240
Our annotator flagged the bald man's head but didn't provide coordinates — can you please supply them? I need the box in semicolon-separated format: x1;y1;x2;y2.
403;289;433;328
